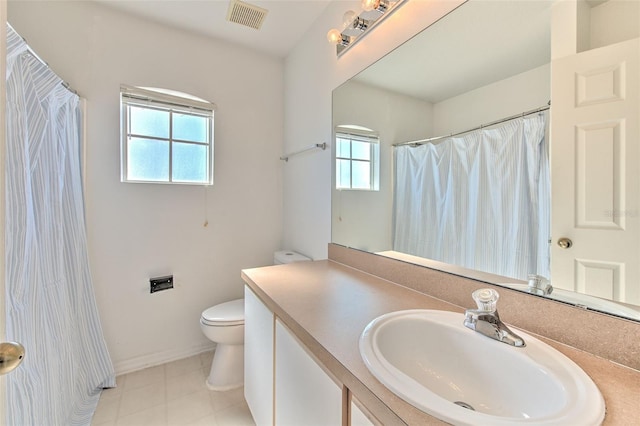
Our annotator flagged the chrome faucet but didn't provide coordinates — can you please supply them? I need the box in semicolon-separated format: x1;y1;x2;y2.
463;288;526;347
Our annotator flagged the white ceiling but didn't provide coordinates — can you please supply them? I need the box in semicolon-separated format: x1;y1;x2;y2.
94;0;332;58
97;0;556;98
353;0;553;103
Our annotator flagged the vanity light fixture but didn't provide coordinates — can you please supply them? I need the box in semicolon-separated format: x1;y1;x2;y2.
342;10;357;27
362;0;389;13
326;29;347;46
326;0;407;57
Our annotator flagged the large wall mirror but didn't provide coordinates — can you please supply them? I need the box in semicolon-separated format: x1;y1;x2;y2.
332;0;640;321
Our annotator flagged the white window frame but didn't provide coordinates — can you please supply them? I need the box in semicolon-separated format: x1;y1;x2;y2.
120;85;216;185
335;126;380;191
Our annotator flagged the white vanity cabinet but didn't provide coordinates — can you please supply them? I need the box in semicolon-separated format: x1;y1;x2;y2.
244;286;274;426
351;398;376;426
245;285;364;426
274;319;343;425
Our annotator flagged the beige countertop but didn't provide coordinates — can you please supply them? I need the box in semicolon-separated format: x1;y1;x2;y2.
241;260;640;425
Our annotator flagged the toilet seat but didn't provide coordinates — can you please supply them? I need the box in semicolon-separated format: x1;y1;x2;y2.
201;298;244;326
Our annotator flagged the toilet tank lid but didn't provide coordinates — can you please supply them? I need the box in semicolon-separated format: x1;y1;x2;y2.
274;250;311;264
202;298;244;323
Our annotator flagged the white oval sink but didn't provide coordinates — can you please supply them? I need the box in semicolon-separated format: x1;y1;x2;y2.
360;310;605;425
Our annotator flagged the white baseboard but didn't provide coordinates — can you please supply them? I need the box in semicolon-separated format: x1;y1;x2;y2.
113;342;216;376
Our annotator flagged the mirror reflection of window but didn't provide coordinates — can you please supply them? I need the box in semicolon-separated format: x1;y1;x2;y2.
335;125;380;191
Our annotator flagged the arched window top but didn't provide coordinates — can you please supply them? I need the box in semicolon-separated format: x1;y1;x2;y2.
121;85;216;112
335;124;378;139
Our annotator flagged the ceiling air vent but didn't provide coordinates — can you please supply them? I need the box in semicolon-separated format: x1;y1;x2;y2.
226;0;268;30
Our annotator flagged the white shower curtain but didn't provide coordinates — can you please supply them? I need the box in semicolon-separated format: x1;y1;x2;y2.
5;25;115;425
393;114;550;280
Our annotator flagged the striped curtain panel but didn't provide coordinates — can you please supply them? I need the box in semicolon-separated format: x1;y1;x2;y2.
393;114;550;280
5;25;115;425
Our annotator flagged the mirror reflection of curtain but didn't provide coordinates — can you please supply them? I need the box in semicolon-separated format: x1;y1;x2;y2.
393;114;550;280
5;25;115;424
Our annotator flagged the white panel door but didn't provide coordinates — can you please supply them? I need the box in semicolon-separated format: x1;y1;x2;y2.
551;37;640;304
244;286;274;426
274;319;342;426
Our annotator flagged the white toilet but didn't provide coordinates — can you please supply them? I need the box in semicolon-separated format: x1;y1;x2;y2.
200;250;310;391
200;298;245;390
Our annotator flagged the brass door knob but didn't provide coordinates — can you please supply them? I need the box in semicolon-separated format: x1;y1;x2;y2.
557;238;573;249
0;341;25;375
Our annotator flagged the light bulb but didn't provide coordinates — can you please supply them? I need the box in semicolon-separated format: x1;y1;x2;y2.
361;0;378;12
342;10;356;28
327;29;342;44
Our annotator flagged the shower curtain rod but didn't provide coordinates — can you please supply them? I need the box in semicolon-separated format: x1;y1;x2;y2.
393;101;551;147
24;46;78;95
11;23;79;96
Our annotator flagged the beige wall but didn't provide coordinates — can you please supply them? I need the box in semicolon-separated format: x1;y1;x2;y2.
433;64;551;136
8;1;284;373
589;0;639;50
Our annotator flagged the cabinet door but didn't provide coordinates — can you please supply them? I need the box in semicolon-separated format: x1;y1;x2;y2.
275;319;342;426
244;286;274;426
351;398;376;426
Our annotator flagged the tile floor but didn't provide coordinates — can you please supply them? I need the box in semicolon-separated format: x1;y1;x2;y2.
91;351;256;426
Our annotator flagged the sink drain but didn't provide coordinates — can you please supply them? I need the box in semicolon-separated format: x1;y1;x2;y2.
454;401;475;411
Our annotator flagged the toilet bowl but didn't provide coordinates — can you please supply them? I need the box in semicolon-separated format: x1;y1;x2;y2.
200;298;245;391
200;250;311;391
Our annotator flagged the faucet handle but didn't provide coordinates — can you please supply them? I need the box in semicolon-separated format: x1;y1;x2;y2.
472;288;499;312
527;274;553;295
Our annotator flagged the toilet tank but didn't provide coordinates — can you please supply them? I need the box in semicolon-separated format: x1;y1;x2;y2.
273;250;311;265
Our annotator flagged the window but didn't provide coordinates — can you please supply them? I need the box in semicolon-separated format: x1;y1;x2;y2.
335;126;380;190
120;85;215;185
